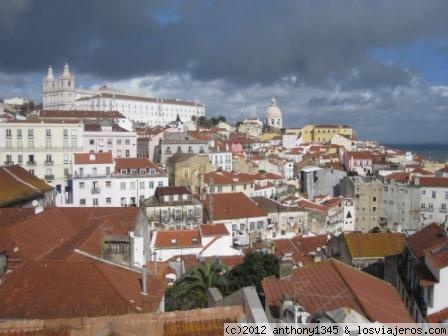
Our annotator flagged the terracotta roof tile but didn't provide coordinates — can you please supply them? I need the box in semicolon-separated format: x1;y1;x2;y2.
39;110;126;119
406;224;448;261
262;259;413;323
199;223;229;237
204;192;267;221
0;260;167;319
154;230;201;249
417;177;448;188
0;166;52;207
73;152;113;165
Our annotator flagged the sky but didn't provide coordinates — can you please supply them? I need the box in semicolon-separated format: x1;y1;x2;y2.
1;0;448;143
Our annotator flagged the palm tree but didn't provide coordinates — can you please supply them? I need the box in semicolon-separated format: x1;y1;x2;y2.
167;261;228;310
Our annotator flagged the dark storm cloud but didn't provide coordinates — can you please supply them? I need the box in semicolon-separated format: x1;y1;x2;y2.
1;0;448;88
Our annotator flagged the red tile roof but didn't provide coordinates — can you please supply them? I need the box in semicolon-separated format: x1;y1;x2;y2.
273;235;328;266
345;151;373;160
424;241;448;270
73;152;113;165
0;207;138;266
262;259;413;323
0;260;167;319
417;177;448;188
155;186;191;196
385;172;411;183
154;230;201;249
199;223;229;237
204;192;267;221
406;224;448;261
0;166;53;207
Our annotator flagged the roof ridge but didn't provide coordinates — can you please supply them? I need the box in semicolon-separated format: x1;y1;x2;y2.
330;259;369;319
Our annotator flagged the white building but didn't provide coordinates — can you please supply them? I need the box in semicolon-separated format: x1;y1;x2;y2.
83;122;137;158
149;224;242;262
208;150;233;172
43;64;205;126
71;152;168;207
264;97;283;129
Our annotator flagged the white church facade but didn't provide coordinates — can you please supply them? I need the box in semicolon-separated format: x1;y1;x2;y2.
42;64;205;126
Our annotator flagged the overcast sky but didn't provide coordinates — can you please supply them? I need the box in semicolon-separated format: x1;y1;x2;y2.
1;0;448;143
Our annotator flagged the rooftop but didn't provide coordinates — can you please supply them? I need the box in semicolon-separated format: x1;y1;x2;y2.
73;152;113;165
0;260;167;319
262;259;413;323
154;230;201;249
0;165;53;207
204;192;267;221
344;232;405;259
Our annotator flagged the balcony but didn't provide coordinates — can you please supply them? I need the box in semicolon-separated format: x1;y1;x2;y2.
44;161;54;166
421;207;433;212
26;161;36;166
44;174;54;180
3;161;14;165
439;208;447;213
91;188;101;194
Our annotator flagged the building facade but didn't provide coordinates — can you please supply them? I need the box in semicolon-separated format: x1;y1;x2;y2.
0;118;83;204
340;176;384;232
71;153;168;207
42;64;205;126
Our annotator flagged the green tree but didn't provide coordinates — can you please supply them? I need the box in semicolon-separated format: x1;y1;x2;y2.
166;261;228;310
226;251;279;293
370;226;382;233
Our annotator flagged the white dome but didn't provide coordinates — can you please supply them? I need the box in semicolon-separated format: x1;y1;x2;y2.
265;97;282;119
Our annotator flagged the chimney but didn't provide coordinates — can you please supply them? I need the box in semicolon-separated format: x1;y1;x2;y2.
141;265;148;295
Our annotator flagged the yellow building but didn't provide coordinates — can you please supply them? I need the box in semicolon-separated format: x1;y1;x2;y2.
166;152;213;193
300;124;353;144
0;118;84;191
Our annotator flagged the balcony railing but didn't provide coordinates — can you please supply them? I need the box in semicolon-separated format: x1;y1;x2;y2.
44;174;54;180
3;161;14;165
91;188;101;194
440;208;447;213
44;161;54;166
26;161;36;166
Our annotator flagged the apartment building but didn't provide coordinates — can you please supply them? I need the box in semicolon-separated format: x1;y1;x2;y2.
159;132;209;165
0;118;83;202
340;175;384;232
83;123;137;158
71;152;168;207
144;186;203;230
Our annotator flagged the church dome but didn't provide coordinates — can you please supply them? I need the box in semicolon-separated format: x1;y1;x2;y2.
265;97;282;119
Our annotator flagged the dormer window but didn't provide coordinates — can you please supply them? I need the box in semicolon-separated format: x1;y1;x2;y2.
139;169;145;174
170;239;177;244
131;169;137;174
121;169;127;174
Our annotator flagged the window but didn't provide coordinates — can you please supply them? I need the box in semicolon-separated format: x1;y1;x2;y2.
93;198;99;206
64;154;69;164
120;197;126;206
130;182;136;190
422;190;426;195
46;154;52;163
432;191;437;199
79;199;86;206
89;139;95;145
106;167;111;175
17;129;22;139
64;168;69;176
445;191;448;199
158;181;163;187
17;155;22;164
149;181;154;189
120;182;126;190
429;203;433;209
79;182;85;189
117;139;122;145
63;129;68;138
125;139;130;145
28;129;34;138
107;139;112;145
106;181;111;188
5;129;11;138
140;181;145;189
125;149;130;157
46;129;51;137
106;198;111;204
